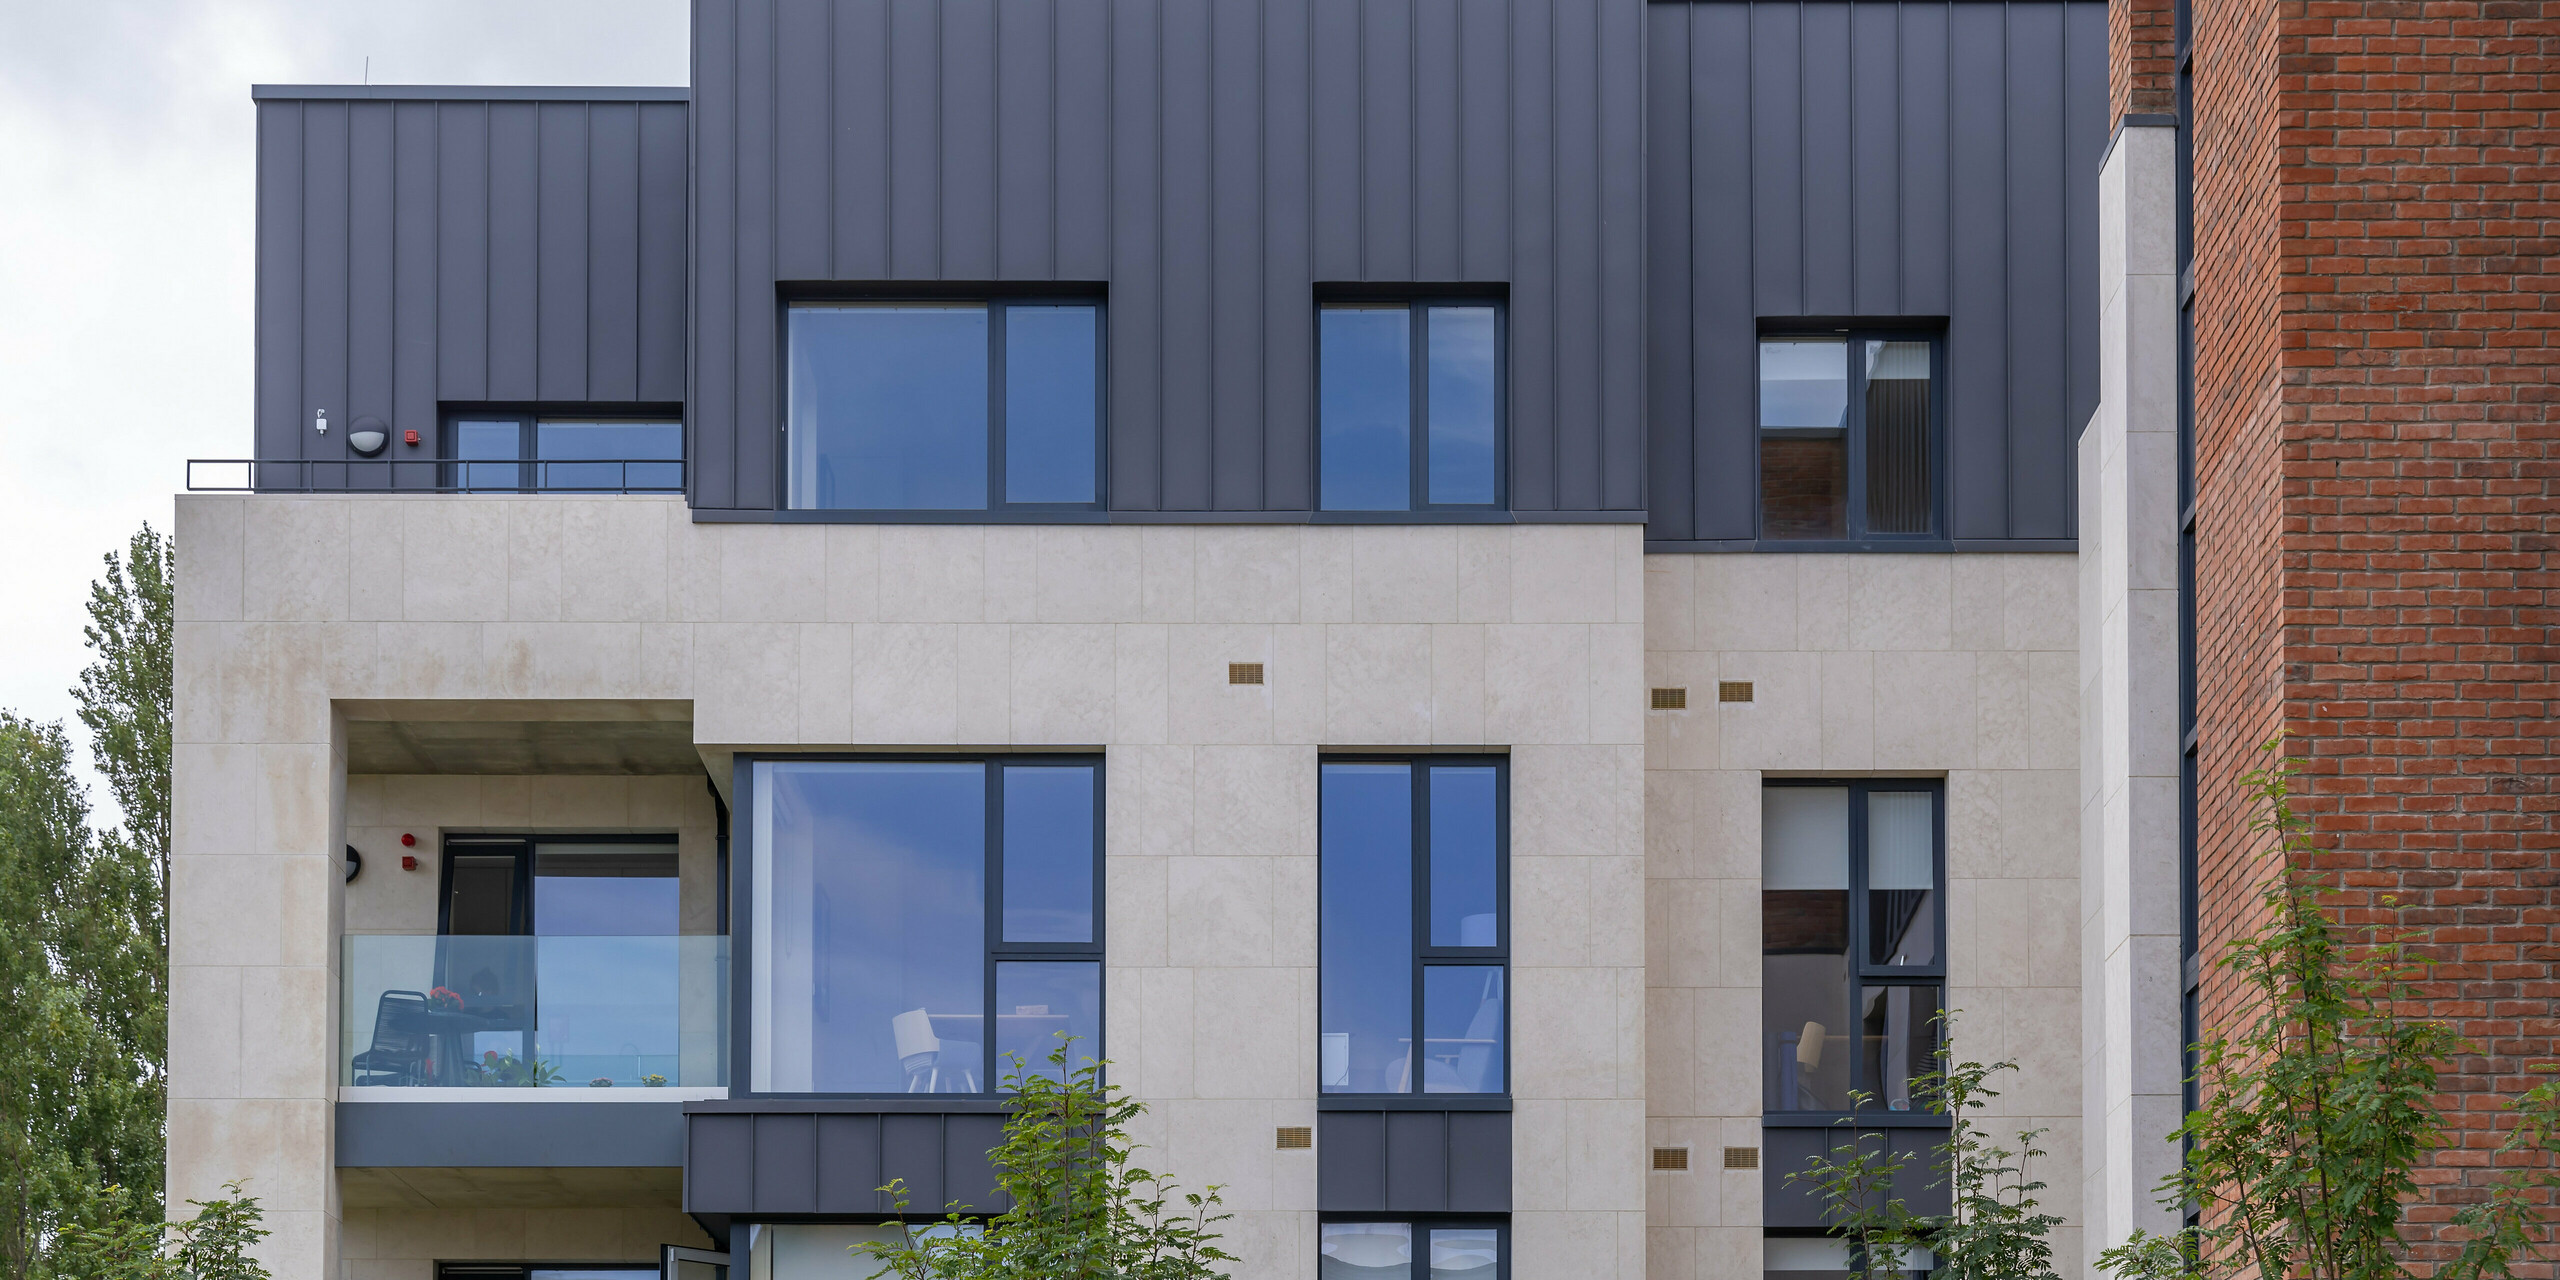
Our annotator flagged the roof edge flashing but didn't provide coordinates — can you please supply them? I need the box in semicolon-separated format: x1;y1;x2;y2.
251;84;688;102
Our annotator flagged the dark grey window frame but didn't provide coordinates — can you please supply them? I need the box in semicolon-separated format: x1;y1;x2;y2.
436;832;682;936
779;293;1109;517
1314;294;1511;515
1317;754;1512;1109
1317;1215;1510;1279
1753;323;1949;550
439;1263;661;1280
437;403;687;493
1761;778;1949;1128
730;753;1107;1100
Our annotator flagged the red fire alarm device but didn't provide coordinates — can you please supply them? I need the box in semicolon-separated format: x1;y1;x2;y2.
400;832;417;847
401;855;418;871
403;429;420;446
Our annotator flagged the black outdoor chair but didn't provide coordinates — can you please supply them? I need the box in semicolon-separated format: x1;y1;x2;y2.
350;990;432;1086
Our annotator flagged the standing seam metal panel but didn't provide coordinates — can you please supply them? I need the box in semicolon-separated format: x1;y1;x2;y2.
1641;0;2103;546
690;0;1647;514
252;94;688;473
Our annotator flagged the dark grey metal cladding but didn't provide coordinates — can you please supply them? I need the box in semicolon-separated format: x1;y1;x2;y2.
1317;1110;1511;1213
1642;0;2108;546
253;89;688;479
337;1102;685;1167
684;1105;1009;1218
689;0;1647;516
1763;1125;1951;1226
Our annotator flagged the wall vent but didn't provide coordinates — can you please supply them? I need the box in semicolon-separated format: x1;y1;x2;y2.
1275;1126;1312;1150
1723;1146;1759;1169
1651;1147;1690;1171
1649;687;1687;710
1718;681;1755;703
1229;662;1265;685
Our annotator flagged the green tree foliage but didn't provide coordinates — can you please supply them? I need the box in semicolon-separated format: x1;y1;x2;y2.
2098;738;2471;1280
0;527;174;1280
859;1039;1236;1280
1788;1034;2063;1280
52;1183;270;1280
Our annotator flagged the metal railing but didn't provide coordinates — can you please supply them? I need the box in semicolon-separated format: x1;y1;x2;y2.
185;457;685;494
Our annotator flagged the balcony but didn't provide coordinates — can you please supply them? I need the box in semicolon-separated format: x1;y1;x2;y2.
187;457;685;494
341;934;727;1094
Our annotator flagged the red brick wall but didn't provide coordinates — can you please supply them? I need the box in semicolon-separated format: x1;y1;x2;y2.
2114;0;2179;119
2170;0;2560;1257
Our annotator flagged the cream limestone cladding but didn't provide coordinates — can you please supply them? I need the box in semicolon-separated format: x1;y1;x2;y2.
172;495;1649;1280
1641;553;2083;1280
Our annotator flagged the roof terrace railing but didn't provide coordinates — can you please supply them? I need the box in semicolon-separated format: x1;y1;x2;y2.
185;458;685;495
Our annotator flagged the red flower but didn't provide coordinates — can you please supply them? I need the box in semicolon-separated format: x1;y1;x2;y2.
428;986;465;1012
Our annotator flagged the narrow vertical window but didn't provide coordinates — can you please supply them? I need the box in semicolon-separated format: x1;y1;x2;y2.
1758;330;1941;542
1320;758;1507;1097
1757;339;1850;539
1002;304;1101;505
1320;300;1506;511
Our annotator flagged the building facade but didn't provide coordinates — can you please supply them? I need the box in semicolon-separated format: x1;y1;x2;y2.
170;2;2547;1280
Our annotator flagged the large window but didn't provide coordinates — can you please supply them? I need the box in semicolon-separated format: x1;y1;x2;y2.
1761;781;1944;1116
1319;759;1507;1097
786;300;1103;511
1757;332;1939;541
444;413;684;492
1319;1220;1505;1279
749;758;1102;1094
1319;301;1503;511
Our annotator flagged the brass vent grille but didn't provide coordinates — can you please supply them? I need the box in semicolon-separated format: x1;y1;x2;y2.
1651;1147;1690;1171
1718;681;1755;703
1276;1126;1312;1150
1229;662;1265;685
1650;687;1688;710
1723;1146;1759;1169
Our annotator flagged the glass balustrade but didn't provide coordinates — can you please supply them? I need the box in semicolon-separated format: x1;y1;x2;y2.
342;934;727;1089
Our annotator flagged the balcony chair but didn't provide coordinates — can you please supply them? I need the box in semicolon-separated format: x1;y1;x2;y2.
350;990;433;1086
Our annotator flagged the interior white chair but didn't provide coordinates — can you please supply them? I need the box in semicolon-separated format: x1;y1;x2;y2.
892;1008;978;1092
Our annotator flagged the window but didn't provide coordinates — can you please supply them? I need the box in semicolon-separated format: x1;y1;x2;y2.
1761;782;1944;1116
1757;333;1939;541
441;1265;659;1280
1319;759;1507;1097
1319;1221;1505;1279
1319;301;1503;511
1764;1235;1930;1280
786;300;1103;511
444;413;684;492
749;758;1102;1094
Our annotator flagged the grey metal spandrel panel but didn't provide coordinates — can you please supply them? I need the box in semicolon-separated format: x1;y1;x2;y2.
1848;1;1901;315
731;0;780;512
1505;0;1555;511
2004;0;2070;540
435;102;490;402
1210;0;1265;510
887;0;941;278
773;0;834;280
538;103;592;402
1689;1;1756;542
587;102;643;403
1458;0;1511;281
1748;2;1802;318
638;102;690;405
1549;0;1603;511
300;102;350;463
1305;0;1358;283
255;103;305;462
1317;1112;1387;1212
833;0;893;280
486;102;542;402
1946;0;2010;541
1597;0;1645;511
393;103;440;459
1897;2;1951;316
879;1115;948;1209
693;0;740;508
942;1114;1007;1213
1413;0;1462;283
1764;1128;1949;1228
1445;1111;1512;1212
1382;1111;1450;1213
1107;0;1162;510
1157;0;1214;510
1643;2;1694;541
1259;0;1314;511
685;1114;756;1212
2064;0;2106;452
346;103;398;433
1361;0;1414;279
940;0;999;280
815;1115;887;1215
1053;0;1112;280
1798;1;1853;317
997;0;1057;280
752;1113;820;1214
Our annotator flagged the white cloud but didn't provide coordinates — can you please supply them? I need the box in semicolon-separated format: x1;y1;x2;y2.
0;1;685;820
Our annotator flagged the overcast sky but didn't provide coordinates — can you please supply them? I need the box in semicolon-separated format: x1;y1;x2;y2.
0;1;686;821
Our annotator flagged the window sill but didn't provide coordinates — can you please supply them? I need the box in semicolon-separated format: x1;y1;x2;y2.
1762;1111;1954;1129
1318;1095;1512;1112
686;1096;1015;1114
